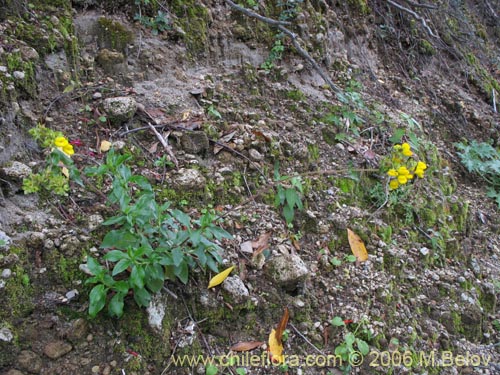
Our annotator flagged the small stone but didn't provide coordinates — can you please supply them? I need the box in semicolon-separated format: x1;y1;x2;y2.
19;45;39;61
87;334;93;342
79;263;92;276
87;214;104;231
0;66;7;73
92;92;102;100
1;161;32;180
0;253;19;267
102;96;137;125
0;230;11;250
222;276;249;303
110;360;117;367
43;340;72;359
419;247;430;256
13;71;25;80
17;350;42;373
1;269;12;278
112;140;126;150
67;318;88;341
3;370;25;375
147;293;168;333
457;276;466;284
180;131;209;155
0;280;5;289
172;168;206;190
248;148;264;161
91;365;100;373
265;254;309;291
65;289;79;301
103;365;111;375
0;327;14;342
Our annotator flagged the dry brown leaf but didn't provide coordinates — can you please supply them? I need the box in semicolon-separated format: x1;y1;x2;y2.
230;341;265;352
251;232;271;257
347;228;368;262
148;141;158;154
268;307;289;364
276;307;289;340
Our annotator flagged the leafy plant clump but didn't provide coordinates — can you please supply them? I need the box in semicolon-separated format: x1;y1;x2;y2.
23;125;82;195
85;149;232;317
273;163;303;225
455;140;500;206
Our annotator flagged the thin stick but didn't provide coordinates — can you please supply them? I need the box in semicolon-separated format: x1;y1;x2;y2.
225;0;343;95
387;0;438;38
289;322;325;355
147;122;179;169
493;89;497;113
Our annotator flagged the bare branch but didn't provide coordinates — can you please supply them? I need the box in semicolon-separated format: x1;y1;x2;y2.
225;0;291;26
402;0;438;9
225;0;343;94
485;0;499;19
387;0;439;38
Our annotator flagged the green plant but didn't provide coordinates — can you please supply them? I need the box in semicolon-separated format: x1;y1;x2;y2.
261;38;285;71
206;104;222;120
273;163;303;225
455;140;500;206
84;149;232;317
331;316;371;374
134;0;170;35
205;364;218;375
23;130;82;195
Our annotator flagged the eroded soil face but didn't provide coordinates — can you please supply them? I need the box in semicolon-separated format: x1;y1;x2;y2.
0;1;499;375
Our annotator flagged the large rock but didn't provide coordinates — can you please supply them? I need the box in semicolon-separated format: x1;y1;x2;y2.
102;96;137;124
265;254;309;291
17;350;42;373
180;131;209;155
96;49;126;76
222;276;249;303
172;168;206;190
0;161;32;195
43;340;72;359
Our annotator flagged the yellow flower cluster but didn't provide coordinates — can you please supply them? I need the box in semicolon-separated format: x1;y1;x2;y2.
387;143;427;190
54;136;75;156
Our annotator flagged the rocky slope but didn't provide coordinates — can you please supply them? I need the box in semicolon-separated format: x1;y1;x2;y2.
0;1;499;375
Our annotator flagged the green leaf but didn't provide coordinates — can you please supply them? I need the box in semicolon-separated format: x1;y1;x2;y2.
104;250;127;262
101;230;139;250
113;280;130;294
89;284;107;317
130;266;146;289
171;209;191;227
389;129;406;144
356;338;369;355
172;248;184;267
345;333;355;347
102;215;126;226
112;258;132;276
285;188;300;208
208;226;233;240
133;287;151;307
109;292;125;317
282;204;294;224
175;260;189;284
87;257;103;276
206;364;218;375
331;316;345;326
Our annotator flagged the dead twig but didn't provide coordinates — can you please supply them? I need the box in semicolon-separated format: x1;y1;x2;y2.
289;322;325;356
147;122;179;169
402;0;438;9
387;0;439;38
225;0;343;95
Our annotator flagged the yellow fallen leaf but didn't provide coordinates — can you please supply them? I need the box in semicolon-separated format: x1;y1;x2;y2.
100;140;112;152
347;228;368;262
61;167;69;178
268;329;284;364
208;266;235;289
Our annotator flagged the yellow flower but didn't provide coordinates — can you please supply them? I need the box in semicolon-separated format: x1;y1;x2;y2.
389;179;399;190
54;136;69;148
397;175;408;184
415;169;425;178
387;169;398;177
397;166;410;176
63;144;74;156
416;161;427;171
401;144;413;157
